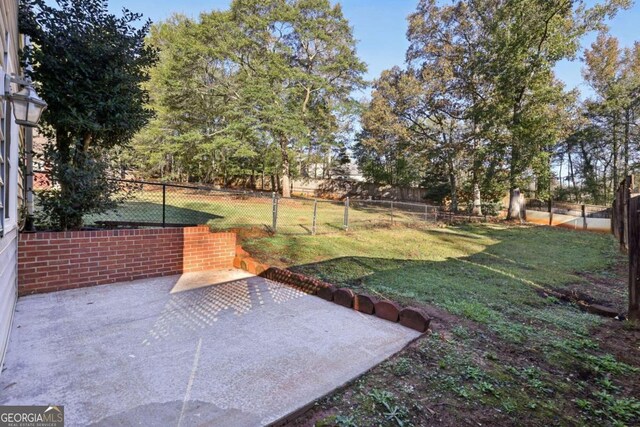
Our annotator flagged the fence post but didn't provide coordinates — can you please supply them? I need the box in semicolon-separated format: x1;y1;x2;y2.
162;183;166;228
312;199;317;235
612;199;617;235
272;192;278;232
548;198;553;226
343;197;349;231
435;207;438;222
628;195;640;320
582;204;587;230
424;204;428;222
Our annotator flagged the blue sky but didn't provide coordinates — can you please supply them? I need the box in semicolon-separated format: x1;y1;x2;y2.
103;0;639;99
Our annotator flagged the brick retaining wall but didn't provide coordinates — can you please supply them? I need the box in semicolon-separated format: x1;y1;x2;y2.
18;226;235;295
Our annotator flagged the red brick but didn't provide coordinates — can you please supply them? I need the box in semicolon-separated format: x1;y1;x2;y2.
18;227;236;295
254;263;267;275
236;245;250;257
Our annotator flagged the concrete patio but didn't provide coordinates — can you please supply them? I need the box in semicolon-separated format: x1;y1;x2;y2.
0;271;420;426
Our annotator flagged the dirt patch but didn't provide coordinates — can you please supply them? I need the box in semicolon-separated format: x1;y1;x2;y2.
283;299;564;426
284;332;515;427
564;266;628;310
543;263;628;317
592;320;640;367
282;287;640;426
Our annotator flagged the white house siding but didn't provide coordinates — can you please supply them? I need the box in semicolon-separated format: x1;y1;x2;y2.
0;228;17;366
0;1;23;370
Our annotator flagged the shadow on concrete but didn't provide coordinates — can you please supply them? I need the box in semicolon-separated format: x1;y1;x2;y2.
143;277;308;346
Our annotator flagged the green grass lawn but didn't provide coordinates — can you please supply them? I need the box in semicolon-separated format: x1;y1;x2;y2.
242;223;640;427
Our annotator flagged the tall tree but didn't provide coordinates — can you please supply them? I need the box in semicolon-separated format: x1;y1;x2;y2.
474;0;629;220
583;33;626;187
356;68;425;187
406;0;493;214
357;66;472;209
134;0;366;197
357;0;628;215
555;34;640;206
20;0;157;229
582;33;640;194
132;13;260;184
229;0;367;197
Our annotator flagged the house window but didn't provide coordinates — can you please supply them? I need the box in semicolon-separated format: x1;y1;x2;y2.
4;31;10;221
3;115;9;223
0;101;4;237
3;101;9;220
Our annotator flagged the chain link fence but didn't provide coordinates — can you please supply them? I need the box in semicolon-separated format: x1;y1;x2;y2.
35;179;488;234
526;199;611;219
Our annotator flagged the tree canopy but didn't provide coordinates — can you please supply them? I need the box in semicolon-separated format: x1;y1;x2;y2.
23;0;640;224
130;0;366;197
355;0;632;216
20;0;157;229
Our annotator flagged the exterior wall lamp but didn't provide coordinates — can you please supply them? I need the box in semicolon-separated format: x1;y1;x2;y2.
2;73;47;127
0;70;47;234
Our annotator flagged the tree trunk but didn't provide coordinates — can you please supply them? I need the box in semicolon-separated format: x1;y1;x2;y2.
567;151;577;200
282;174;291;197
472;182;482;216
508;188;525;222
471;121;482;217
53;129;84;230
613;120;619;188
602;164;609;205
506;144;521;221
558;154;564;190
624;109;630;177
449;172;458;212
280;138;291;198
506;102;524;221
304;144;313;178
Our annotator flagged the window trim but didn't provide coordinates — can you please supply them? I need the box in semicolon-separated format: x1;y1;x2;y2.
0;97;5;238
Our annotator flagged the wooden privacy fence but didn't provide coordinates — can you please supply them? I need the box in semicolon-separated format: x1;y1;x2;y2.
612;175;640;320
